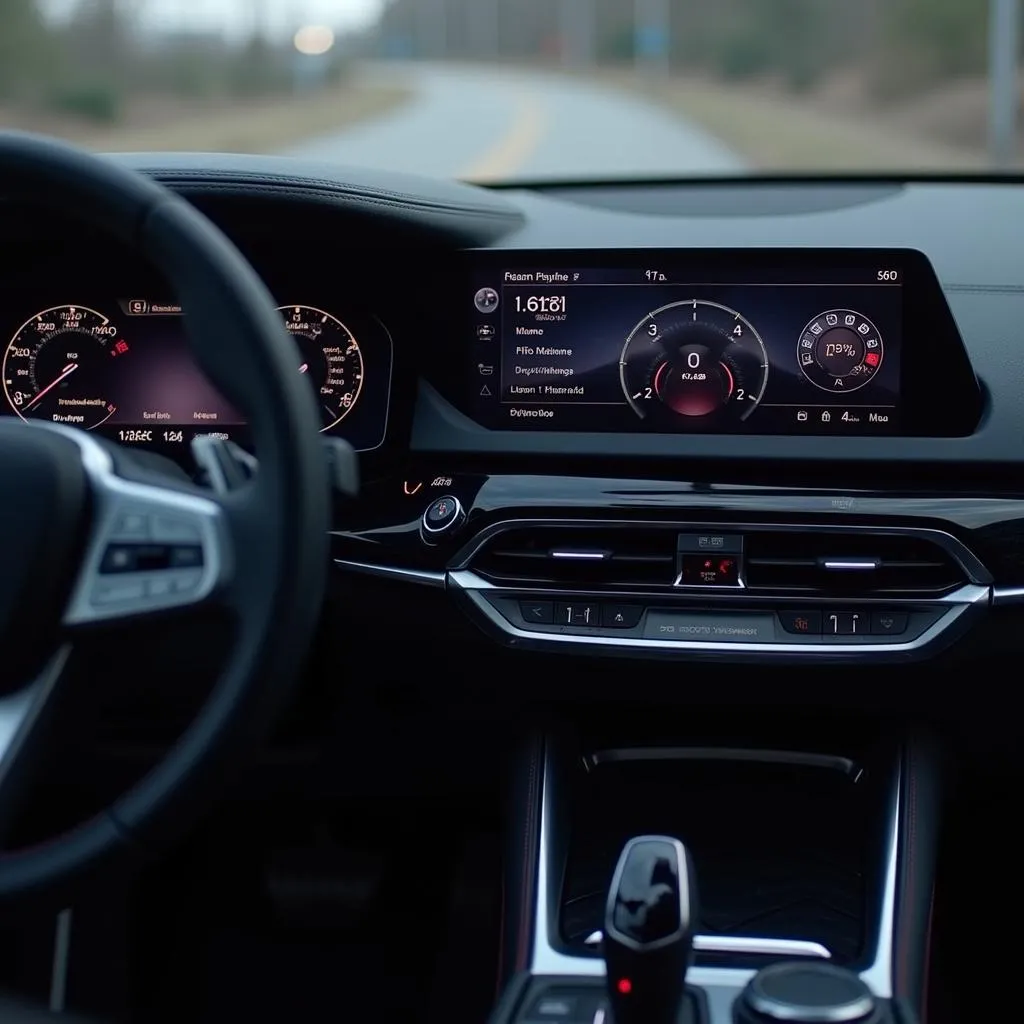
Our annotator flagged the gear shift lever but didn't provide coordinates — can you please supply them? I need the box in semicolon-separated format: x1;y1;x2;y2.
604;836;697;1024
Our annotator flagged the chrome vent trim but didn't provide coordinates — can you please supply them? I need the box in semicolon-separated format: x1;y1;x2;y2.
454;518;991;595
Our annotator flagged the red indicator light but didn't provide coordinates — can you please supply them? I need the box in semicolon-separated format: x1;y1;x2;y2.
865;352;880;367
617;978;633;995
719;559;734;575
111;339;130;356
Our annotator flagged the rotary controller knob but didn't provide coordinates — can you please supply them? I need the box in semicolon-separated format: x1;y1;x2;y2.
420;495;465;544
734;963;881;1024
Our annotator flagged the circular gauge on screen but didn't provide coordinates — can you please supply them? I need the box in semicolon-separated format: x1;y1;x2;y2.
619;299;769;427
797;309;883;393
278;305;364;432
2;304;123;429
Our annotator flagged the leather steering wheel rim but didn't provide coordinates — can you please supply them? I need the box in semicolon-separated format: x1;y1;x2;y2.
0;132;329;900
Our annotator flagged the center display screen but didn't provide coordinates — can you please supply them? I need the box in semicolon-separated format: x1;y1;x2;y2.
468;251;905;435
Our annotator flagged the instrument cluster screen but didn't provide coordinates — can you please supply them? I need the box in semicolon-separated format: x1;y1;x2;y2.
468;256;903;435
0;298;393;458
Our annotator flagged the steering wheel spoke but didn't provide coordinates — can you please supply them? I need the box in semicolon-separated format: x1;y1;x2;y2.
61;433;231;628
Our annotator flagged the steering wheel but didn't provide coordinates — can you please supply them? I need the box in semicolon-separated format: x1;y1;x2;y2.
0;133;329;901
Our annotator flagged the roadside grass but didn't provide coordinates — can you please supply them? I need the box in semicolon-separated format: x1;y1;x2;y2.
0;81;410;154
615;73;985;172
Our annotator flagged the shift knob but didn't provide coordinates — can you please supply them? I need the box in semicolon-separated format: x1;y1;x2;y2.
603;836;696;1024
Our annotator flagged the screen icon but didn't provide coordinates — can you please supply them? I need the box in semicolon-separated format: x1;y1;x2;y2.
128;299;148;314
480;385;492;397
477;324;495;339
478;363;494;376
474;287;499;314
797;410;808;422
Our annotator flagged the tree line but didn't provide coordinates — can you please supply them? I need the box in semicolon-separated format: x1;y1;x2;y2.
378;0;995;95
0;0;341;124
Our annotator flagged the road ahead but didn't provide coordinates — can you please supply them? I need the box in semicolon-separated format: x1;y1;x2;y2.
285;63;742;180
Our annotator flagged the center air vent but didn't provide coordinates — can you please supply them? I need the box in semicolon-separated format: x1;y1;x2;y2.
469;525;678;588
744;530;967;596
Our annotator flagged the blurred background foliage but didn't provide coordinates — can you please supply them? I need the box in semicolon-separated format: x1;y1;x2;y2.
0;0;1003;127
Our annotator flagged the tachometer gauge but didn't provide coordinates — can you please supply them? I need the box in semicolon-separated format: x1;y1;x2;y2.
620;300;769;426
279;305;364;432
797;309;883;393
3;305;122;429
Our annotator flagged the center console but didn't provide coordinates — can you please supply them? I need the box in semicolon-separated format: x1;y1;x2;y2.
490;732;938;1024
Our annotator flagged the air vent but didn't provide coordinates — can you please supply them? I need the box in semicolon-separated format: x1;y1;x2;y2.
744;531;967;596
470;526;677;588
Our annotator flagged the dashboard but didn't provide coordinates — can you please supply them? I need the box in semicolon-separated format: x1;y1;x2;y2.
4;152;1024;684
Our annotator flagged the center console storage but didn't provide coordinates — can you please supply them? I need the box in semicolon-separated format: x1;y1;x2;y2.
559;748;891;966
495;727;940;1024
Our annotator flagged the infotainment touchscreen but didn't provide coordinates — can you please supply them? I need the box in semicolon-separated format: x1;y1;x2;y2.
468;252;914;436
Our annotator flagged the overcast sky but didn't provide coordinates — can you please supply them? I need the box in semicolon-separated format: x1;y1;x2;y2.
43;0;386;40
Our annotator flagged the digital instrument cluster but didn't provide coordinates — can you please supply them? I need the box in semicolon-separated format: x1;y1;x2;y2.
0;298;393;456
468;251;907;435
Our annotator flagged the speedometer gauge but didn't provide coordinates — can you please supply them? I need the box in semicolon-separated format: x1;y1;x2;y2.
3;305;121;429
279;305;364;432
620;300;769;427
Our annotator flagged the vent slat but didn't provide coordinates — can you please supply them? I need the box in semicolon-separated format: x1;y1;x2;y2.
471;526;677;588
744;532;965;596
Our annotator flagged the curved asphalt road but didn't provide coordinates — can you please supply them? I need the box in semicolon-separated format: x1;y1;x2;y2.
284;63;742;180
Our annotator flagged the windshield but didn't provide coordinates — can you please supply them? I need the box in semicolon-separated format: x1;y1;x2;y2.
1;0;1014;182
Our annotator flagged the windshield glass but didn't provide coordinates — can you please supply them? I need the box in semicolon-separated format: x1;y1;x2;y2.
2;0;1014;181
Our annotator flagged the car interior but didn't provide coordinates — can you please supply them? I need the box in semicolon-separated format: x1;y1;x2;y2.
0;133;1021;1024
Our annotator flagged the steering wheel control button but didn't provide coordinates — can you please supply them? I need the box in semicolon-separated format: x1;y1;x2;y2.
557;602;600;627
92;578;147;605
170;545;204;569
644;611;776;643
871;610;908;636
521;600;555;625
603;604;644;629
100;544;138;573
112;511;150;538
824;611;866;635
779;610;823;636
420;494;466;543
167;570;203;594
151;516;203;544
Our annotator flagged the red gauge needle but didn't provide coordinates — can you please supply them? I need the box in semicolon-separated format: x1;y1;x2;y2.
24;362;78;411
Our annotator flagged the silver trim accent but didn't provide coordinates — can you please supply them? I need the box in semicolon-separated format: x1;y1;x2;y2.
822;559;878;571
49;908;72;1012
584;748;861;779
859;766;900;999
529;744;900;1003
334;559;446;589
551;550;609;560
53;427;228;625
583;930;832;959
452;571;988;661
993;585;1024;606
451;517;993;586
